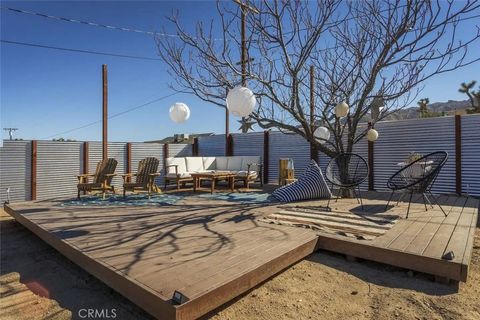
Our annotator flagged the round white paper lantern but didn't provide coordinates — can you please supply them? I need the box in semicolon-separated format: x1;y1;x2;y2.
367;128;379;142
226;86;257;117
169;102;190;123
335;101;349;118
314;126;330;144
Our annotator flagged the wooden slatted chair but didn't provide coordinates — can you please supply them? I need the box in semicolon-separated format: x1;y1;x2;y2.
121;157;160;199
77;158;118;199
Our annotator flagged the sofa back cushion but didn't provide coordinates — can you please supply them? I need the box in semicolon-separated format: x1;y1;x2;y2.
240;156;261;171
186;157;205;172
166;157;187;175
202;157;216;170
216;157;229;170
227;156;243;171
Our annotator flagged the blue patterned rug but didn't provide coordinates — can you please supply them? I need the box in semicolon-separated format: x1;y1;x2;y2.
196;192;275;204
60;193;182;207
59;192;274;207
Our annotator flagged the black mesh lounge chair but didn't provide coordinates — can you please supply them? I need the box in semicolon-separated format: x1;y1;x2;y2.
325;153;369;210
385;151;448;218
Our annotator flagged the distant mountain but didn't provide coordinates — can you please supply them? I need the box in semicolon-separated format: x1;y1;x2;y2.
385;99;470;120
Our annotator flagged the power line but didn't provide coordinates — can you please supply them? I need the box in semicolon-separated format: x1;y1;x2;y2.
0;6;225;41
42;92;179;139
1;39;163;61
1;6;167;37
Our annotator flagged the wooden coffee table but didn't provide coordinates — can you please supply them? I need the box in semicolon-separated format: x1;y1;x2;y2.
191;171;236;194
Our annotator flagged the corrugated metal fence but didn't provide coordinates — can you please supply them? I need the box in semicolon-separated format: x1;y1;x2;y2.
197;114;480;196
1;114;479;202
0;141;191;202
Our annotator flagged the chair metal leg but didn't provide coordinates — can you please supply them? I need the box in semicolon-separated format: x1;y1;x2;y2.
421;193;428;211
406;190;414;219
427;191;448;216
357;186;364;211
326;185;334;211
423;193;434;208
396;192;406;206
385;190;395;210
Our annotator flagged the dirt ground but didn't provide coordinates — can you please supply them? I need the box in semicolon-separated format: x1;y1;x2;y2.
1;209;479;320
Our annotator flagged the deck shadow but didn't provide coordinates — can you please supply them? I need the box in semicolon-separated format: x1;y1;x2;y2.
307;250;458;295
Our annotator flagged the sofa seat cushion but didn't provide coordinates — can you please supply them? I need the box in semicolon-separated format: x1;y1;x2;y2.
236;170;258;178
272;160;331;202
166;172;191;178
186;157;205;172
166;157;187;175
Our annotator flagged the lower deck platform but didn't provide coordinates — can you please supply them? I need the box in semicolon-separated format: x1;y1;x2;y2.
4;191;478;319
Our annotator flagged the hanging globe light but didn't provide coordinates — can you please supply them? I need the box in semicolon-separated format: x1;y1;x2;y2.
314;126;330;144
169;102;190;123
335;101;349;118
226;86;257;117
367;128;379;142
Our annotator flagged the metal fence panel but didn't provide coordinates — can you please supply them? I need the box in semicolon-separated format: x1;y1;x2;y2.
36;141;83;200
374;117;456;194
198;135;226;156
268;131;310;184
461;114;480;196
0;141;31;203
169;144;192;157
232;132;264;158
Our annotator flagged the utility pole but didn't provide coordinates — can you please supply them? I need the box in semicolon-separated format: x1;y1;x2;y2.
3;128;18;140
102;64;108;160
234;0;258;133
309;66;318;163
225;88;230;153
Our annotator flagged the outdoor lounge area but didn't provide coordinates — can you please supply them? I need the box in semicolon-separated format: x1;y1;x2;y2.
4;187;478;320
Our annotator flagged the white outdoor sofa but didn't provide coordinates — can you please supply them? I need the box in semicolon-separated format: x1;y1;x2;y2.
164;156;263;190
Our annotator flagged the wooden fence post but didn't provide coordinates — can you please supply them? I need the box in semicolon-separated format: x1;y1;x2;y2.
455;114;462;195
263;131;269;184
163;143;169;159
368;122;374;191
368;141;374;191
83;142;89;186
31;140;37;200
193;138;199;156
226;134;234;156
126;142;132;183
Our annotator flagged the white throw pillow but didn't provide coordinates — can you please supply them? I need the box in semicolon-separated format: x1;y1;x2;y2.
165;157;187;175
186;157;205;172
241;156;261;171
227;157;243;171
202;157;216;170
216;157;229;170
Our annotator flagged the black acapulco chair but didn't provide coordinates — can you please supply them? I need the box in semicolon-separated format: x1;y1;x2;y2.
325;153;369;211
385;151;448;219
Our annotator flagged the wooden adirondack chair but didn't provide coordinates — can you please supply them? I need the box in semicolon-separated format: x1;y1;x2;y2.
121;157;160;199
77;158;118;199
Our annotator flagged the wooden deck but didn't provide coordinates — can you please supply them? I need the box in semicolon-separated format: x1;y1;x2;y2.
4;190;478;320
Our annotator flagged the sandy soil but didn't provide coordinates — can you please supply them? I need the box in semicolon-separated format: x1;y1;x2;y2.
1;209;479;320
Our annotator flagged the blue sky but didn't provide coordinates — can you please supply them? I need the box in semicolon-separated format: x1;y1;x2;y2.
1;1;479;142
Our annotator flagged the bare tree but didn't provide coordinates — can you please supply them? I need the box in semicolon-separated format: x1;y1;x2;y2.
156;0;480;159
